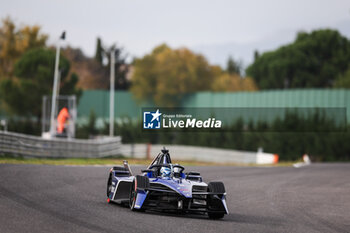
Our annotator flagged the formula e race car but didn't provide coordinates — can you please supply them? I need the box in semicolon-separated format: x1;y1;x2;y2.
106;147;229;219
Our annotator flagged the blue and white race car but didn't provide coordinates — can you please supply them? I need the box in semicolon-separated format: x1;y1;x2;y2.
106;147;229;219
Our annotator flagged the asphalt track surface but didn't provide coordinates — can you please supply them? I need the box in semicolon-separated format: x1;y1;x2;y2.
0;163;349;233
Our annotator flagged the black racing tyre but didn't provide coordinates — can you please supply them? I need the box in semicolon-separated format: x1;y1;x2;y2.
208;212;225;219
129;179;137;210
208;182;225;194
106;173;112;198
113;166;130;177
136;175;150;189
113;166;128;171
129;176;149;211
207;181;226;219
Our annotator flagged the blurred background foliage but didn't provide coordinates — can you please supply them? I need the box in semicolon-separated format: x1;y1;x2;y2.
131;44;257;107
0;18;82;123
0;17;47;78
1;17;350;161
246;29;350;89
73;111;350;161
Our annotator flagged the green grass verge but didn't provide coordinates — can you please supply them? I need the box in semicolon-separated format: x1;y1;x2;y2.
0;155;296;166
0;155;147;166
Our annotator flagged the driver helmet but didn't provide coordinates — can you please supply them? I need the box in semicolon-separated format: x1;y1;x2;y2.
160;166;171;178
173;165;180;174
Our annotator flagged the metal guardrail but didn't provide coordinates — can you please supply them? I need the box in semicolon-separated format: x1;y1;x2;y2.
0;131;122;158
0;131;277;164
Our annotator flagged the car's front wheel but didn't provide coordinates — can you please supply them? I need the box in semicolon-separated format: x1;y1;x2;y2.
129;179;137;210
106;173;112;198
129;175;149;211
207;182;226;219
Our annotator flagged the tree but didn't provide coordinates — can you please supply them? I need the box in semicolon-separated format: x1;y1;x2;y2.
105;45;129;90
131;44;219;107
94;37;103;65
334;66;350;88
0;17;47;78
253;50;259;61
246;29;350;89
212;73;257;92
62;46;108;89
0;48;81;118
95;38;130;90
60;73;82;97
226;56;242;76
92;38;129;90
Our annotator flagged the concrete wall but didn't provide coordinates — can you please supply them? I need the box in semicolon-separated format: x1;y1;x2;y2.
0;131;278;164
120;144;278;164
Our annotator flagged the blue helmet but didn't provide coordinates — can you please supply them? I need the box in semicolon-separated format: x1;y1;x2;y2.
160;167;171;178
